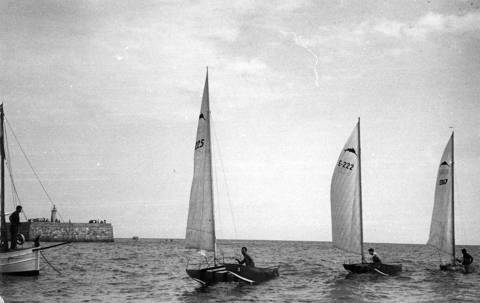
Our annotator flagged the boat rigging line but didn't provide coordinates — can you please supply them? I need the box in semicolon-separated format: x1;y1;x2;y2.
40;250;62;275
210;113;237;240
3;127;27;220
4;117;64;222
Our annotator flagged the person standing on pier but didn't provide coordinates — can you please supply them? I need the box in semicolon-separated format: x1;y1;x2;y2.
9;205;22;249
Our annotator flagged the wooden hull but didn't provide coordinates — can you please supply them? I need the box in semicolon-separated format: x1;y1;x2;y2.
223;264;279;284
0;248;40;276
186;263;279;286
343;263;402;275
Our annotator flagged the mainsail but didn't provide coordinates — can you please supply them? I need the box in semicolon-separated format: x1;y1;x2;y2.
330;121;363;256
185;72;216;252
427;133;454;260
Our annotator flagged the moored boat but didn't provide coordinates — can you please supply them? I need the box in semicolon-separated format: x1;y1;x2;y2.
0;104;41;275
0;248;40;275
0;104;69;275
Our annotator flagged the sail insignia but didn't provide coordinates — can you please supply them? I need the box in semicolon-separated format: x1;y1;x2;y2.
343;147;357;156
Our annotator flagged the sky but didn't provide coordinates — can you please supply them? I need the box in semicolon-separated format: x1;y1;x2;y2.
1;0;479;244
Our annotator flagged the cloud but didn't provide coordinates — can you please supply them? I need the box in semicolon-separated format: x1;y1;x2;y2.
275;0;312;11
280;31;320;87
225;58;267;75
375;12;480;39
374;20;406;38
412;11;480;36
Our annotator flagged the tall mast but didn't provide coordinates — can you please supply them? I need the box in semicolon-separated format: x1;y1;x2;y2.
0;104;7;251
357;117;364;262
206;67;217;265
451;131;455;265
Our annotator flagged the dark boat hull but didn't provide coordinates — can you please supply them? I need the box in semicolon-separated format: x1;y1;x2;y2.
223;263;279;284
440;263;474;273
186;263;279;286
343;263;402;275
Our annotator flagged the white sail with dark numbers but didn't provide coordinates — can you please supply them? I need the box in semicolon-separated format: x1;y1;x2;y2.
427;134;454;258
185;72;216;252
330;122;362;255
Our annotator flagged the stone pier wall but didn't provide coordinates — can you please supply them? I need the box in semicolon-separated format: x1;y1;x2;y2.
6;222;114;242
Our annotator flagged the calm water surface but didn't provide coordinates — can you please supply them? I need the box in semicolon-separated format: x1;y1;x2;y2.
0;239;478;302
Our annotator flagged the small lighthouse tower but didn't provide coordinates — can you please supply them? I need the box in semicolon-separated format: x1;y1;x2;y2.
51;205;57;222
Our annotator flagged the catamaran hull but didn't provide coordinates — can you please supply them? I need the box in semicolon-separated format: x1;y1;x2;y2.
186;263;279;286
0;248;40;275
343;263;402;275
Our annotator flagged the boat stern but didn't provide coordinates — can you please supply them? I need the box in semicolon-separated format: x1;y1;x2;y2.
186;265;231;286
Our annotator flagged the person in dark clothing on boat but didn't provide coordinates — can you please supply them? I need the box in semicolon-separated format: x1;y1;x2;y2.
236;247;255;267
456;248;474;266
368;248;381;264
9;205;22;249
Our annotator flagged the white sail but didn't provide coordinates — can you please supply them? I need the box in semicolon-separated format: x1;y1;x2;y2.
185;73;216;251
330;122;362;255
427;134;454;258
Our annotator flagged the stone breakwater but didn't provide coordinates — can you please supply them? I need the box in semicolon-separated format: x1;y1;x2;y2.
7;222;114;242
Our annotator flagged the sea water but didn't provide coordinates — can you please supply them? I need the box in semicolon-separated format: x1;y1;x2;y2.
0;239;479;302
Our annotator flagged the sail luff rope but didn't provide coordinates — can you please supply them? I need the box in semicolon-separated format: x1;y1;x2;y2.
210;113;222;245
452;144;467;252
451;132;455;265
4;117;64;222
357;118;365;262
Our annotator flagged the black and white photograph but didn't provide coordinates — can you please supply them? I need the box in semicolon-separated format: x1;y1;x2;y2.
1;0;479;302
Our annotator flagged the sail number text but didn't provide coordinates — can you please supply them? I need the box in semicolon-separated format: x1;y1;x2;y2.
195;139;205;150
337;160;354;170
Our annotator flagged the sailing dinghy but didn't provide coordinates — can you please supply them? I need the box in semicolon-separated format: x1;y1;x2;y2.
185;70;279;286
330;119;402;275
427;132;473;273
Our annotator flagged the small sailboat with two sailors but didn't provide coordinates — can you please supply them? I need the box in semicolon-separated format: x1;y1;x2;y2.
184;70;279;286
330;118;402;275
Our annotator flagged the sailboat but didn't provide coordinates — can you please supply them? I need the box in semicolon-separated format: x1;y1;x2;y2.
0;104;68;275
427;132;470;272
185;70;279;286
330;118;402;275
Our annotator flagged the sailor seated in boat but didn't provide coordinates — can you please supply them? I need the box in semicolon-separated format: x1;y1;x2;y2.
235;247;255;267
368;248;382;264
456;248;473;267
